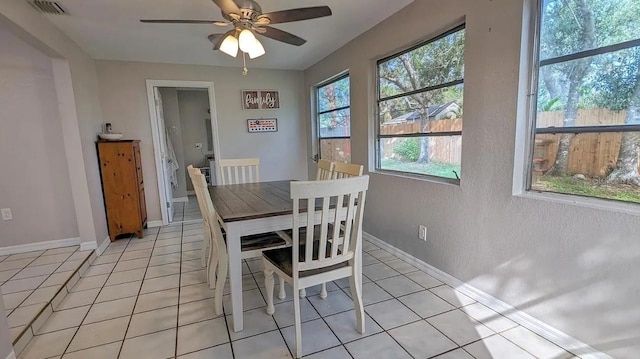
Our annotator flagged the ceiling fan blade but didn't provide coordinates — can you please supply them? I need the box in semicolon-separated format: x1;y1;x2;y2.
260;6;332;24
211;0;240;15
260;26;306;46
208;30;235;50
213;21;231;26
140;19;216;24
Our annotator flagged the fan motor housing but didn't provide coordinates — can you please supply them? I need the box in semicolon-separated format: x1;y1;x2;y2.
222;0;262;21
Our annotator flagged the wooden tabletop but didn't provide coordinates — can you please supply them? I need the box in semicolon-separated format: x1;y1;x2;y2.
209;180;298;222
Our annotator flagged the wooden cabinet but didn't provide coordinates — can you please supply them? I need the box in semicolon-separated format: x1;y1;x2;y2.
97;140;147;241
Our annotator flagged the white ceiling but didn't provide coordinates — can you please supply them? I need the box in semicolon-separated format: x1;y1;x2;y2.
42;0;413;70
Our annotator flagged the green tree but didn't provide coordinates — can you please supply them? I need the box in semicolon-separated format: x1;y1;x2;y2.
542;0;596;176
378;30;465;163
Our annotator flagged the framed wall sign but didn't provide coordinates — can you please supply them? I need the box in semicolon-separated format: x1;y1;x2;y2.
247;118;278;133
242;90;280;110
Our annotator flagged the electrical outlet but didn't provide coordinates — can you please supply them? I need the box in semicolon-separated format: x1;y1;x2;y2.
419;225;427;241
1;208;13;221
195;143;203;149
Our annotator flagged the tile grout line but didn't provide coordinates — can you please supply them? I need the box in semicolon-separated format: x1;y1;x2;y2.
59;235;133;357
173;223;184;358
115;229;161;359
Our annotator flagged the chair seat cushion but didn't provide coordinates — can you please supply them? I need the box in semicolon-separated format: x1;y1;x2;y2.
283;224;344;239
262;241;348;278
240;233;287;251
220;227;287;252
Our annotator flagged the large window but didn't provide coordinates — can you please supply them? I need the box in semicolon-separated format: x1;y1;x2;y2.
316;75;351;162
528;0;640;204
376;25;465;181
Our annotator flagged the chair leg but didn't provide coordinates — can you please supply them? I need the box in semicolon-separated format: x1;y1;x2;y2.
264;265;275;315
299;288;306;298
278;276;286;300
214;258;227;316
207;237;217;290
349;274;365;334
293;287;303;358
200;235;208;268
320;283;327;299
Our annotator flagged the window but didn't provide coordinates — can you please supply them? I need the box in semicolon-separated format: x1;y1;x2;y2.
316;75;351;162
376;25;465;181
528;0;640;205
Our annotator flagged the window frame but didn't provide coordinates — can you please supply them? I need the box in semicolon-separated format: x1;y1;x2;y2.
374;24;466;184
315;73;351;162
525;0;640;205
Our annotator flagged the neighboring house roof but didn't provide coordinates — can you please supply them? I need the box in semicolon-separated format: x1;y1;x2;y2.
385;102;459;124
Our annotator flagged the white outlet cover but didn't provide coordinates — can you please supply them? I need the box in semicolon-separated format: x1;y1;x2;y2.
419;225;427;241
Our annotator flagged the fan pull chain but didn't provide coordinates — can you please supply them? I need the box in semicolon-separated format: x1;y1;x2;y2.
242;52;248;76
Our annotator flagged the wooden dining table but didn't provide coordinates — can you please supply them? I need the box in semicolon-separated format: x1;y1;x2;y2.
209;180;320;332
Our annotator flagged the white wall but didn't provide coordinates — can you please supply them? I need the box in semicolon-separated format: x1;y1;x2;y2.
159;88;188;199
95;60;307;222
304;0;640;358
177;90;209;191
0;23;78;246
0;1;108;247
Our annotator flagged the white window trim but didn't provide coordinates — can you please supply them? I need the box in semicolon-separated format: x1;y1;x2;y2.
372;23;465;185
513;0;640;217
314;72;351;162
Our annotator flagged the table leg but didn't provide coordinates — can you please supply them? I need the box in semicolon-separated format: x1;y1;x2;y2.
226;222;244;332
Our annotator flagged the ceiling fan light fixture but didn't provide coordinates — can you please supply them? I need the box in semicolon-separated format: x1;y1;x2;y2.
238;29;257;53
219;34;239;57
248;38;265;59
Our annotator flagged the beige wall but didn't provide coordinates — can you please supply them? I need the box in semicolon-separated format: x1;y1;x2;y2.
304;0;640;357
177;90;210;191
0;1;108;247
0;24;79;246
95;60;308;223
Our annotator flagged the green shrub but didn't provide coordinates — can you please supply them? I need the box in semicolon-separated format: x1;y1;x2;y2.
394;138;420;161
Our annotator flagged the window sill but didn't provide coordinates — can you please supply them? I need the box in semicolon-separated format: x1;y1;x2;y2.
515;190;640;217
372;168;461;186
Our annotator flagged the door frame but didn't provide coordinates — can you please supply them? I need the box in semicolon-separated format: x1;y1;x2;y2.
146;79;221;226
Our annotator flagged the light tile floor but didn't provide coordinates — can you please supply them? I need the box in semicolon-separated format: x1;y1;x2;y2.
18;223;579;359
171;196;201;223
1;246;92;342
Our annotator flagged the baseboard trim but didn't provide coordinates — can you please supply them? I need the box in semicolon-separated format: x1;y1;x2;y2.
363;232;613;359
96;236;111;255
0;237;81;256
172;197;189;203
147;220;163;228
80;241;96;251
6;350;16;359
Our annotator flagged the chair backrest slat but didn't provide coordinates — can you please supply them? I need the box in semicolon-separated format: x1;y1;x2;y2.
316;159;334;181
187;165;227;259
332;162;363;179
291;176;369;274
218;158;260;185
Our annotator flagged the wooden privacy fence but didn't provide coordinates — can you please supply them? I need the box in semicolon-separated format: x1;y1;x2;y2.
379;110;639;177
535;109;640;177
380;118;462;164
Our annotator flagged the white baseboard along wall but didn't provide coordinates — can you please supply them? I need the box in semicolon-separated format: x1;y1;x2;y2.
0;237;80;256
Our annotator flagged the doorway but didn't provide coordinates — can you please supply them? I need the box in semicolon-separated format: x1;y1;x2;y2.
146;80;220;226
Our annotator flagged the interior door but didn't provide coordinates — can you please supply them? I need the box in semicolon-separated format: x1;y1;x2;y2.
153;87;174;223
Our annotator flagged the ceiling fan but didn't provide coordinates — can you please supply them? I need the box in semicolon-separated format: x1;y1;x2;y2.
141;0;332;73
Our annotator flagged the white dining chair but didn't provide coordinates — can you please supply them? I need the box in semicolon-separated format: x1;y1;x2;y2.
332;162;364;179
187;165;214;268
218;158;260;185
262;176;370;358
315;159;334;180
188;166;289;315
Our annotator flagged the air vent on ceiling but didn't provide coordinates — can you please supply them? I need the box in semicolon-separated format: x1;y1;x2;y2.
30;1;68;15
